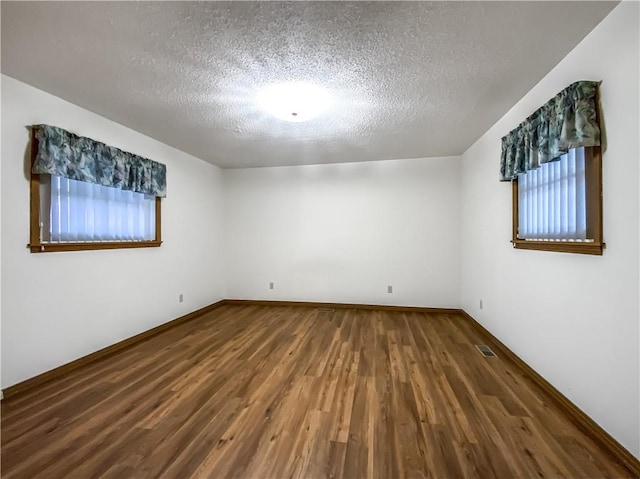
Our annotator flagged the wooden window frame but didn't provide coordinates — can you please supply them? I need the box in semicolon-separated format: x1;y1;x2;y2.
511;146;604;255
29;130;162;253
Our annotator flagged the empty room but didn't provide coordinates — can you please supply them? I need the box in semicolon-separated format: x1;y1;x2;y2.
1;1;639;478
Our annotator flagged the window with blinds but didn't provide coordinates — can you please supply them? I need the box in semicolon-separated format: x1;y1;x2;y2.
512;146;603;255
517;148;589;241
39;175;156;243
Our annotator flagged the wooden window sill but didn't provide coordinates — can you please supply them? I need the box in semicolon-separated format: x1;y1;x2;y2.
29;241;162;253
512;240;604;255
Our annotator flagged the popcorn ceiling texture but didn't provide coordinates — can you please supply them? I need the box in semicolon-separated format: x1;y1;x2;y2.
1;1;615;169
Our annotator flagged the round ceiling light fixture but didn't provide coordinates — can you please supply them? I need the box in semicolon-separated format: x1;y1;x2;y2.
256;82;333;122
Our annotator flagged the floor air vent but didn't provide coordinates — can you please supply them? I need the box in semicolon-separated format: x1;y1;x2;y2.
475;344;497;358
317;308;335;313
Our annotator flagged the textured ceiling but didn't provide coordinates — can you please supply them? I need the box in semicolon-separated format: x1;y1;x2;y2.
1;1;616;169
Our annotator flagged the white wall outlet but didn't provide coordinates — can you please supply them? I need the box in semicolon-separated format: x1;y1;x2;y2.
179;293;184;303
387;285;393;293
269;282;274;290
479;299;483;309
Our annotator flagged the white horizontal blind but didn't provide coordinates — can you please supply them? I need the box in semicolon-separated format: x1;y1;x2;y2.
517;148;587;241
45;175;155;242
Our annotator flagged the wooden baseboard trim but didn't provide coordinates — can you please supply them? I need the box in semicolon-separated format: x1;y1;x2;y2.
2;300;226;401
4;299;638;475
2;299;452;401
221;299;462;315
460;310;640;476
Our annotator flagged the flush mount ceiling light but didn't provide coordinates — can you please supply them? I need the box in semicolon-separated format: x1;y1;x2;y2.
256;82;333;122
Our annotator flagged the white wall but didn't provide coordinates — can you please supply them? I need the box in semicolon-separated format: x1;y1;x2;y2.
460;2;639;457
1;75;226;388
0;63;3;394
2;2;638;460
223;157;461;308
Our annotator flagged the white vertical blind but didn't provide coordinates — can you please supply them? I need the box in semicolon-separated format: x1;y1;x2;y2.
45;175;155;242
518;148;587;241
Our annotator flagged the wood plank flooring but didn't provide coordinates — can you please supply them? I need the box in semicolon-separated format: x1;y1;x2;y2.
1;304;633;478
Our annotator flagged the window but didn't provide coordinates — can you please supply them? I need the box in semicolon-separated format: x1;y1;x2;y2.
29;128;163;253
501;81;603;255
512;146;603;255
42;175;156;242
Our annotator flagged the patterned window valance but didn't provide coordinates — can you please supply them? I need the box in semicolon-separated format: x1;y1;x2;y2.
31;124;167;197
500;81;601;182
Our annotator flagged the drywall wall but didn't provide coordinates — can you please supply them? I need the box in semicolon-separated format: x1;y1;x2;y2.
0;75;3;394
460;2;639;457
1;75;225;388
223;157;461;307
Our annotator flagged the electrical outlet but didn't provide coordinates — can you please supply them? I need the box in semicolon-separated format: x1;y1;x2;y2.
479;299;483;310
269;282;274;290
179;293;184;303
387;285;393;294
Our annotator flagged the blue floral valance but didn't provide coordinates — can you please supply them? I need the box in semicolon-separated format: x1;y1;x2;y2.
500;81;601;181
32;125;167;197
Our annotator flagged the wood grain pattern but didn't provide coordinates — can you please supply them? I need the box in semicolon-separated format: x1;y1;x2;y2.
223;299;462;314
2;301;225;400
1;304;634;478
461;309;640;477
29;240;163;253
29;129;42;251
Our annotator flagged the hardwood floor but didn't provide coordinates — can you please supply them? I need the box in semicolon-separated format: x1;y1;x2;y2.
1;304;633;478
